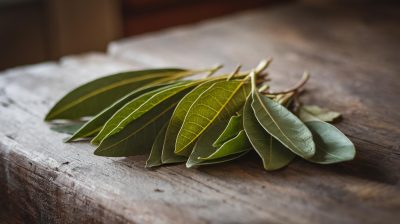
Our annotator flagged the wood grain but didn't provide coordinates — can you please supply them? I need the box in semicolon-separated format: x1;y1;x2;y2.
1;0;400;223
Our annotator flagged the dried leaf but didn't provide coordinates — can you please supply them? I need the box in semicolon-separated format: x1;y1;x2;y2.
92;81;193;144
186;122;250;167
243;96;295;170
299;105;341;122
146;122;169;168
50;122;85;135
67;82;174;142
93;97;177;157
161;80;221;164
45;68;187;120
212;114;243;148
175;80;251;156
305;121;355;164
251;90;315;158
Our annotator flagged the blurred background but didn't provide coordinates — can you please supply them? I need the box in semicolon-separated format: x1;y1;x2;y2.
0;0;279;70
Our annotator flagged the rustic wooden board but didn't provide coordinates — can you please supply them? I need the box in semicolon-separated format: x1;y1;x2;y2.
1;1;399;223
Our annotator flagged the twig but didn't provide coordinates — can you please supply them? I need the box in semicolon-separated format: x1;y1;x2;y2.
262;71;309;95
227;65;242;80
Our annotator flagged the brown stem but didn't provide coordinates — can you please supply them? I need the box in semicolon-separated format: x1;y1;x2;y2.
206;64;223;77
227;65;242;80
262;72;309;95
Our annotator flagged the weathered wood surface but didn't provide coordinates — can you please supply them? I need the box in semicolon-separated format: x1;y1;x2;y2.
1;1;399;223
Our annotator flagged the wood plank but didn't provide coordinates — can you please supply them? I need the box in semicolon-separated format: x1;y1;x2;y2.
1;1;400;223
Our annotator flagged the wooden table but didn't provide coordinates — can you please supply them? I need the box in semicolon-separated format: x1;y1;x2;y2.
1;1;399;223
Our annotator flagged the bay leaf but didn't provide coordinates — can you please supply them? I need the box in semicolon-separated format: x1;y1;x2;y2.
251;90;315;158
186;122;250;168
175;80;251;156
45;68;187;121
305;121;355;164
243;96;295;170
299;105;341;122
50;122;85;135
94;93;181;156
67;82;175;142
212;114;243;148
92;81;193;144
161;80;221;164
198;131;251;160
146;122;169;168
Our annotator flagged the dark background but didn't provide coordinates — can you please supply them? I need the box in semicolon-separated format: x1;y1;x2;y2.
0;0;279;70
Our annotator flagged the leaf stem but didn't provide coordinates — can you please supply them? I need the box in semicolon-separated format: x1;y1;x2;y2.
206;64;223;77
227;65;242;80
258;84;269;92
249;70;257;93
263;71;309;95
255;58;272;76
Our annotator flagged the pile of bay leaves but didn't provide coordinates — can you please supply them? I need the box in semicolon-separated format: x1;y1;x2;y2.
45;59;355;170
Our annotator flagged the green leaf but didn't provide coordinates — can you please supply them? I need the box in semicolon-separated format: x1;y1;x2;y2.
67;82;174;142
161;80;221;164
304;121;355;164
45;68;187;121
92;81;193;144
146;122;169;168
199;131;251;160
50;122;85;135
186;122;250;168
243;96;295;170
299;105;341;122
175;80;251;156
251;90;315;158
93;93;181;157
212;114;243;148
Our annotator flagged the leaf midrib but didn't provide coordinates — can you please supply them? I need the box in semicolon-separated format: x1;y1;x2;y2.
106;82;196;139
48;72;177;118
176;81;245;153
254;91;309;156
96;102;178;152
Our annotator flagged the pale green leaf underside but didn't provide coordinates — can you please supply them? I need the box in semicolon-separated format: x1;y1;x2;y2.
161;80;221;164
146;122;169;168
251;91;315;159
299;105;341;122
243;96;295;170
305;121;355;164
46;68;185;120
212;114;243;148
176;80;251;155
